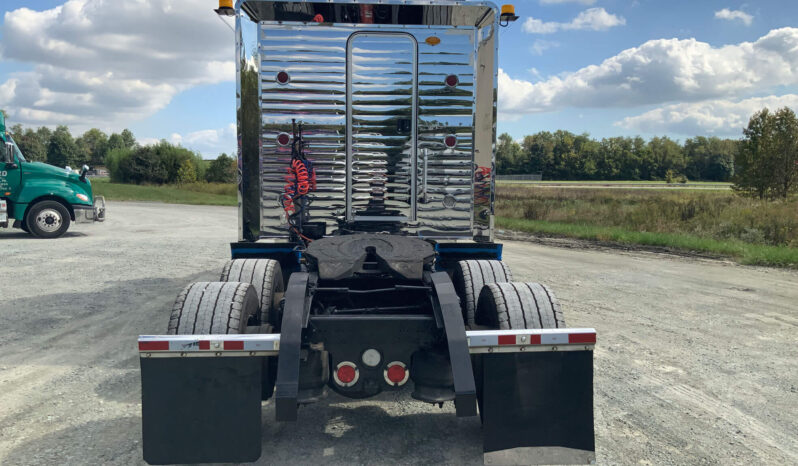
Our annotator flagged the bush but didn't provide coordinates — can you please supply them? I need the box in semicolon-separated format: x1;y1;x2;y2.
206;153;237;183
176;159;198;185
106;141;205;185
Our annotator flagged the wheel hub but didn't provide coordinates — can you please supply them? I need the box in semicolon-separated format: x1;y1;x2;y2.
36;209;62;233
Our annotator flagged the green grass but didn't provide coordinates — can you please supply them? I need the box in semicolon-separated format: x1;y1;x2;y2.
496;186;798;267
496;217;798;267
91;179;237;206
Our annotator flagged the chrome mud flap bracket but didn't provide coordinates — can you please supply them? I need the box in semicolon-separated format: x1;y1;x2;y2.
138;334;280;465
469;330;596;465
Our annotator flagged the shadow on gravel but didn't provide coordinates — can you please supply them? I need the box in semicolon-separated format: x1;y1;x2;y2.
3;417;143;466
258;393;484;465
0;231;88;239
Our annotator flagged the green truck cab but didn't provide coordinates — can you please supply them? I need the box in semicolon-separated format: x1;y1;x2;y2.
0;115;105;238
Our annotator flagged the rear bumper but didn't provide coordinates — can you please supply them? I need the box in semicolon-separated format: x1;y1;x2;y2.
73;196;106;224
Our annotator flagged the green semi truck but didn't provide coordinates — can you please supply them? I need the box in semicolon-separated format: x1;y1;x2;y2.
0;114;105;238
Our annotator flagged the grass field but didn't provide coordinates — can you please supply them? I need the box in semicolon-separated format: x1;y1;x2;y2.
91;179;237;206
496;186;798;267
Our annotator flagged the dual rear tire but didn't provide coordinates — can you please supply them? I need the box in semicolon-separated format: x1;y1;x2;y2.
453;260;565;330
167;259;284;335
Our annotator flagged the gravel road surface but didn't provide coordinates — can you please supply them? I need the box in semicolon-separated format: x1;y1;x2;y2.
1;202;796;465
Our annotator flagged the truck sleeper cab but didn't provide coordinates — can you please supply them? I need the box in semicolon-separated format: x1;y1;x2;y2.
0;115;105;238
137;1;596;465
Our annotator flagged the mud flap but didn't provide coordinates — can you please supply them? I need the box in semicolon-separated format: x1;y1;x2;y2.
477;351;595;465
140;356;262;465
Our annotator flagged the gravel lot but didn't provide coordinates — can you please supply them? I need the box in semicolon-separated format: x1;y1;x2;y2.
1;202;797;465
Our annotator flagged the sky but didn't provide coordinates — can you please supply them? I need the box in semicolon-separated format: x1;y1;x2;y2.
1;0;797;158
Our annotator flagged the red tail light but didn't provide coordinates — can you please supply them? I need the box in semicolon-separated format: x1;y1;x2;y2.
384;361;409;386
444;135;457;148
334;362;359;387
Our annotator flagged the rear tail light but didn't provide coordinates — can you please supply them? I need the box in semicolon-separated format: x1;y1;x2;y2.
384;361;409;386
334;361;359;387
444;135;457;148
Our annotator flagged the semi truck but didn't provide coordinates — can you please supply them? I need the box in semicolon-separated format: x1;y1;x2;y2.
0;114;106;238
138;1;596;464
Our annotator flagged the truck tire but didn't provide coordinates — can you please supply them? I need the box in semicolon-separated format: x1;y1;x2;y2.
453;260;513;326
220;259;284;326
167;282;259;335
475;282;565;330
26;200;71;238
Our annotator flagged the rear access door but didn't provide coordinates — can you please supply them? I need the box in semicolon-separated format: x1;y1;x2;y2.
346;33;418;223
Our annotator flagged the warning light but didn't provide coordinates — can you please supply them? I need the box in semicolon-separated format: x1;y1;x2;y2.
215;0;235;16
313;14;324;23
444;135;457;148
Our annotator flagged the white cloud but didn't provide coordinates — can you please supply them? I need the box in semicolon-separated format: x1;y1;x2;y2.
144;124;236;158
540;0;596;4
616;95;798;135
715;8;753;26
0;0;234;131
498;28;798;117
530;40;559;56
523;8;626;34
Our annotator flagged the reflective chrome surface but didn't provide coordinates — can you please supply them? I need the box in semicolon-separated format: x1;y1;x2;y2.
237;11;262;241
236;0;499;240
346;32;418;222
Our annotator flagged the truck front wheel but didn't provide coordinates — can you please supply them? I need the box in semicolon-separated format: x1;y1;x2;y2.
26;201;71;238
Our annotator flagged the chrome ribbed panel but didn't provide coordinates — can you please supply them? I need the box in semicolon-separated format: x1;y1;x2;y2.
259;24;476;238
347;33;417;221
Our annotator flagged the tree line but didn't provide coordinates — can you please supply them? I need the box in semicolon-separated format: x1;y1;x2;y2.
7;123;236;185
496;106;798;200
496;131;737;182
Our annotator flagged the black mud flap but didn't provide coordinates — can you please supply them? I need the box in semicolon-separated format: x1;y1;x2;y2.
477;351;595;465
140;356;262;465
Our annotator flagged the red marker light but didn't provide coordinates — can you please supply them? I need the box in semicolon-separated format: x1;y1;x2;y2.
444;135;457;148
337;365;356;384
277;133;291;146
445;74;459;87
334;362;359;386
276;71;290;85
384;361;409;386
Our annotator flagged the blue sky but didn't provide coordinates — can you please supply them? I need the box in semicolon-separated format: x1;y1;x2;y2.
1;0;798;157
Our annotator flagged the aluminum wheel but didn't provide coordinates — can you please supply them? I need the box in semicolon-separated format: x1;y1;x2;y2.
35;208;63;233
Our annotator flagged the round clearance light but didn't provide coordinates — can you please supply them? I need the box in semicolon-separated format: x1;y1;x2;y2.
362;349;381;367
276;70;290;85
334;361;359;387
442;195;457;209
276;132;291;146
384;361;409;386
444;135;457;148
445;74;459;88
425;36;441;46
